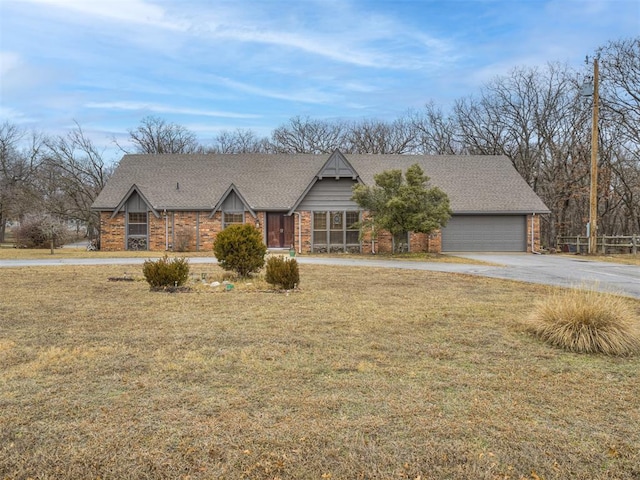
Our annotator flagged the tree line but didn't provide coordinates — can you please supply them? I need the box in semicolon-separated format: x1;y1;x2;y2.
1;37;637;248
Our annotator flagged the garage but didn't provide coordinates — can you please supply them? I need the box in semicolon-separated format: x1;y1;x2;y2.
441;215;527;252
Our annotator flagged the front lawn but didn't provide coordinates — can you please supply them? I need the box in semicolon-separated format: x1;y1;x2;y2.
1;264;638;479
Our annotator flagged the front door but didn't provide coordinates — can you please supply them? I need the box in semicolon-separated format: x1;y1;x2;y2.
267;213;294;248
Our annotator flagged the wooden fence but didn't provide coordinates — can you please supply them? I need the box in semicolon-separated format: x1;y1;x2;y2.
556;235;640;254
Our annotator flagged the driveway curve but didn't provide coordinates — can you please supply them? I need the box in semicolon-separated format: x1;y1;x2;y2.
0;253;638;299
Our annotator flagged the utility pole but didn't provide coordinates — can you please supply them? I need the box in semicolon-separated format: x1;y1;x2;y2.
589;58;599;255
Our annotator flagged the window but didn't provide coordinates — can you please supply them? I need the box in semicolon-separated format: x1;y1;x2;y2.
313;212;327;246
346;211;360;245
223;212;244;228
128;212;147;236
127;211;147;250
330;211;343;245
312;210;360;253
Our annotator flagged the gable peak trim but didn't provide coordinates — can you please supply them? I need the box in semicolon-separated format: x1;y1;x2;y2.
110;184;159;219
210;183;256;219
318;149;359;180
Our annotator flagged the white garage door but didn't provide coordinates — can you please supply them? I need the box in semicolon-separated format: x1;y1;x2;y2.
441;215;527;252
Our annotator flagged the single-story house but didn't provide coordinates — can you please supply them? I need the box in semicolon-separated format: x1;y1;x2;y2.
91;150;550;253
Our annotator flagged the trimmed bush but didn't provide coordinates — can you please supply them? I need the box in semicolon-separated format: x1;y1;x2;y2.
142;255;190;289
265;256;300;290
528;288;640;356
213;224;267;277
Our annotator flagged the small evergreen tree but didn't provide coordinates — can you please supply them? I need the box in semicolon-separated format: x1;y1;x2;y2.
213;224;267;277
351;164;451;253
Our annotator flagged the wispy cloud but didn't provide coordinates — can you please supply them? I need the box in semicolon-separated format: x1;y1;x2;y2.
2;0;636;142
85;102;262;119
18;0;188;30
207;76;341;105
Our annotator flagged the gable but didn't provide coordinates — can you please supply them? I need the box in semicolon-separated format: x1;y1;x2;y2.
211;184;256;218
318;150;358;179
221;190;246;212
126;191;147;212
109;184;159;219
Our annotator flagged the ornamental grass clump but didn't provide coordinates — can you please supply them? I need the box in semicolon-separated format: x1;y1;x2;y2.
528;287;640;356
265;256;300;290
142;255;190;290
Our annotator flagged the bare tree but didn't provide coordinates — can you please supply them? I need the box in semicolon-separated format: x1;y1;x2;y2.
270;116;349;154
597;38;640;232
122;116;201;154
346;116;417;154
209;128;270;154
44;122;113;239
410;104;461;155
0;122;44;242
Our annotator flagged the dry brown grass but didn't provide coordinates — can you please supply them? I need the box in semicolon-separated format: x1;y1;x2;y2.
0;246;488;264
527;287;640;356
0;246;213;260
1;265;640;479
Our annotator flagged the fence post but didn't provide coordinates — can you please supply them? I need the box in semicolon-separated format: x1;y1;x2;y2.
633;235;638;255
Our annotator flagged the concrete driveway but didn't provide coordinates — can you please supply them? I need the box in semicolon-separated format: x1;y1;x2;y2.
450;253;640;299
0;253;638;299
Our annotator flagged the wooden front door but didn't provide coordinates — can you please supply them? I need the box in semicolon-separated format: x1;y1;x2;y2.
267;213;294;248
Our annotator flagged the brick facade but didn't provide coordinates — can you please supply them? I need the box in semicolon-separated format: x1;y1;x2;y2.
99;209;541;254
99;211;125;251
526;213;542;253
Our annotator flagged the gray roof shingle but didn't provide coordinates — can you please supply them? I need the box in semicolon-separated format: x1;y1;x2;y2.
92;153;550;214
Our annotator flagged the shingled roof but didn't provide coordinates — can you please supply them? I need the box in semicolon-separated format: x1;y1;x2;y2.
92;152;549;214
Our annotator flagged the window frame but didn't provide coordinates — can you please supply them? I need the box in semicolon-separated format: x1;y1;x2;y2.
127;212;147;236
223;211;244;229
312;210;361;253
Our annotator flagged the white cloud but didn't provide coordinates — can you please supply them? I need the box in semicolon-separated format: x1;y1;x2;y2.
181;1;456;70
207;76;341;105
15;0;188;30
85;101;262;119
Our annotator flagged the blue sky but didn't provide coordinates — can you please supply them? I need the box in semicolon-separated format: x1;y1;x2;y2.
1;0;638;160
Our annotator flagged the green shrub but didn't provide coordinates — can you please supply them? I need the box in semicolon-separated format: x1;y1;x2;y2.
213;224;267;277
142;255;190;289
528;288;640;356
265;256;300;290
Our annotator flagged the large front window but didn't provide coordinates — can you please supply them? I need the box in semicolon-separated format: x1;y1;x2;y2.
127;212;147;250
312;211;360;253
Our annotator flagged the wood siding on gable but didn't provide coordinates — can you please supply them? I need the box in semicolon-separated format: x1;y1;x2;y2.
221;191;245;212
319;151;357;179
297;178;360;211
126;191;147;212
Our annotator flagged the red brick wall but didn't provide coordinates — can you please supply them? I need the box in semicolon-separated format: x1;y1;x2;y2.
297;211;312;253
148;213;166;251
428;231;442;253
172;212;198;251
526;214;542;253
198;212;222;252
99;208;450;254
99;211;125;251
